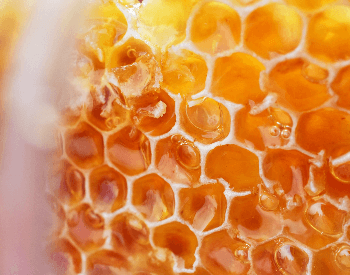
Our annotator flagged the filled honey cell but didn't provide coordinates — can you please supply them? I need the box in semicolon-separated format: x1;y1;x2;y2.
199;230;251;275
252;237;309;275
132;173;175;222
244;3;303;59
67;203;106;251
50;160;85;206
205;144;261;192
86;249;130;275
179;182;227;232
152;221;198;269
155;135;201;185
210;53;266;105
312;243;350;275
180;97;231;144
131;89;176;136
137;0;199;47
190;2;241;55
283;199;347;249
268;59;330;112
331;65;350;110
295;108;350;155
285;0;336;11
110;212;152;257
306;6;350;62
161;49;208;97
47;239;82;274
228;193;283;241
65;122;104;169
107;125;151;176
235;107;293;151
89;165;127;213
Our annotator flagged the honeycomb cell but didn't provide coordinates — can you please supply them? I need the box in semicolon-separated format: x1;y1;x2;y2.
295;108;350;155
50;160;85;206
179;182;227;232
65;122;104;169
244;3;303;59
132;173;175;222
268;59;331;112
331;65;350;110
89;165;127;213
67;203;106;251
190;2;241;55
263;149;310;206
107;126;151;176
86;86;129;131
86;250;130;275
155;135;201;185
283;199;347;249
153;221;198;269
199;230;251;275
211;53;266;105
47;239;82;274
180;97;231;144
312;243;350;275
161;49;208;96
228;193;282;241
205;144;261;192
307;6;350;62
235;107;293;151
137;0;199;47
132;89;176;136
252;237;309;275
110;212;152;257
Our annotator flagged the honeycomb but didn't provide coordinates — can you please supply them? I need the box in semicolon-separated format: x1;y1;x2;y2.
48;0;350;274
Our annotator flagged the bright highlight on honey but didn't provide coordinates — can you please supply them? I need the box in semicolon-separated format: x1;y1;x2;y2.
46;0;350;274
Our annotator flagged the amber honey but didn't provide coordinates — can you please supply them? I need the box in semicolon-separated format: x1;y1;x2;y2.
48;0;350;274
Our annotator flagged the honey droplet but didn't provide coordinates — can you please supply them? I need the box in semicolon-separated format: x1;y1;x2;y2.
274;243;309;275
301;62;328;83
234;245;250;264
175;142;201;170
270;126;280;137
259;191;279;211
335;245;350;270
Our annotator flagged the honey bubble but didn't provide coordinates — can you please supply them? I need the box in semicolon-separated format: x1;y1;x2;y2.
274;243;309;275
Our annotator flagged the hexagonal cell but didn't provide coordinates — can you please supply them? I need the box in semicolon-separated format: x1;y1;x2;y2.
331;65;350;110
180;97;231;144
47;239;82;274
283;198;347;249
161;49;208;96
252;237;309;275
205;144;261;192
153;221;198;269
89;165;127;213
65;122;104;169
137;0;199;47
179;182;227;232
262;149;311;207
50;160;86;206
132;173;175;222
107;126;151;176
190;2;241;54
86;249;130;275
268;58;330;112
312;243;350;275
132;89;176;136
228;193;282;241
199;230;251;275
67;203;106;251
244;3;303;59
77;1;127;67
295;108;350;155
235;107;293;151
210;53;266;105
306;6;350;62
110;212;152;257
155;135;201;185
285;0;336;11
